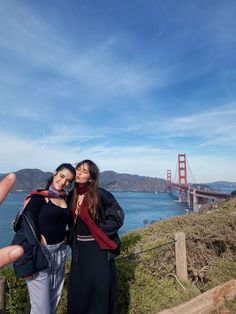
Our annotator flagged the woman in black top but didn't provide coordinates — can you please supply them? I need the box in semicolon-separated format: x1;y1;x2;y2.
67;160;124;314
12;163;75;314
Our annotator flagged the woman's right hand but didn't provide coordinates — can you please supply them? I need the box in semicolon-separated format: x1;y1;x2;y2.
24;272;38;281
40;234;47;245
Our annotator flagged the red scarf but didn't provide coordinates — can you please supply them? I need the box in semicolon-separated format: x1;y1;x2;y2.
13;188;67;230
73;184;117;250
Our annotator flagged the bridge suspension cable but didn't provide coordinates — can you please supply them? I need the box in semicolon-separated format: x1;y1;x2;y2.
186;159;197;184
173;160;178;184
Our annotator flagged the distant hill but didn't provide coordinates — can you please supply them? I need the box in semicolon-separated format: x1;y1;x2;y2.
1;169;235;193
186;182;236;193
205;181;236;193
0;169;167;192
190;183;213;191
100;171;167;192
0;169;53;191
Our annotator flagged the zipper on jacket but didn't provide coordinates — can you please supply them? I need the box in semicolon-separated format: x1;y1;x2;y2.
23;214;50;265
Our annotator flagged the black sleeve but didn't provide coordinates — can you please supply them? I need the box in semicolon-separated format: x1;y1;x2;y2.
12;219;36;278
67;190;74;229
25;195;46;223
11;195;45;278
67;208;74;229
98;189;124;236
67;190;74;208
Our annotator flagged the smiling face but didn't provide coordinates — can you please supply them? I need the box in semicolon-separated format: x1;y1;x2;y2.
75;162;91;184
52;168;75;191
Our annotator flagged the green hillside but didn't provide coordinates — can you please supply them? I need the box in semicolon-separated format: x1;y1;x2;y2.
116;196;236;313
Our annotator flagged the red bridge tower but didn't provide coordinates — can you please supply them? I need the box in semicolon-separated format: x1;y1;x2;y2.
178;153;188;202
166;169;172;192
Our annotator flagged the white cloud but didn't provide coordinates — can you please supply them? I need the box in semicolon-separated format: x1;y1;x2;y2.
143;104;236;147
1;1;236;185
1;130;235;183
0;1;174;107
187;154;236;183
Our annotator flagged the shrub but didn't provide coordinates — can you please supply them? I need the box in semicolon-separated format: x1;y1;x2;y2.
0;267;29;313
231;190;236;197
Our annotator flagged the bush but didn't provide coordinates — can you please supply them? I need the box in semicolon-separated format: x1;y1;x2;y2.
231;190;236;197
120;232;142;255
0;267;30;313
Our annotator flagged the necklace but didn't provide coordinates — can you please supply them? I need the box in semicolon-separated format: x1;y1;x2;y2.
75;194;85;216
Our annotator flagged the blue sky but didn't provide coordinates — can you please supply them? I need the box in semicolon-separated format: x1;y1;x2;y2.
0;0;236;183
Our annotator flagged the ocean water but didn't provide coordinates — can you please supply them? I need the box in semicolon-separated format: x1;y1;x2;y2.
0;191;187;248
115;192;187;234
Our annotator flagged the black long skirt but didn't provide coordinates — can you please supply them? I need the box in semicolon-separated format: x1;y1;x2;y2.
67;240;117;314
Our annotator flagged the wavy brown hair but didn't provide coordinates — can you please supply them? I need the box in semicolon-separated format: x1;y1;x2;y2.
73;159;100;220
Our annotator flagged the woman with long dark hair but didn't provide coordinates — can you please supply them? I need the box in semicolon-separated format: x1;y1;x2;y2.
12;163;76;314
67;160;124;314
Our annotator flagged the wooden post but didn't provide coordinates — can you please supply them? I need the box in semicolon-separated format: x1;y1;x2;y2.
0;276;6;313
175;232;188;281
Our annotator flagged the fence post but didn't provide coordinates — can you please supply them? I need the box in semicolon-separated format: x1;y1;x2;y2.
0;276;6;313
175;232;188;281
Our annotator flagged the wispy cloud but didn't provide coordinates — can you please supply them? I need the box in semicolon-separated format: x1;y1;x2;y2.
140;103;236;146
1;1;236;182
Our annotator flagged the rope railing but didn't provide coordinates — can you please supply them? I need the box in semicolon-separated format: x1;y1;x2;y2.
116;239;176;261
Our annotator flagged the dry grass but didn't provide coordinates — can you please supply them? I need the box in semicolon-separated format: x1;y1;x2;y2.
117;197;236;313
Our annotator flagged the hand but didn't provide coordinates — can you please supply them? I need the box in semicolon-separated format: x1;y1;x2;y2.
0;173;16;205
0;173;24;268
0;245;24;268
40;234;47;245
24;272;38;281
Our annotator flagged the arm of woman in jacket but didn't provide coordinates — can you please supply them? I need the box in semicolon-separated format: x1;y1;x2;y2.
12;195;45;278
98;189;124;236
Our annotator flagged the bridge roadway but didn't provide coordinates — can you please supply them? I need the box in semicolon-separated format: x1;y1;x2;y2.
167;182;231;212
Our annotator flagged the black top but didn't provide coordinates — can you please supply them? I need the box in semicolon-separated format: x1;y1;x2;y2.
76;217;92;235
26;195;72;244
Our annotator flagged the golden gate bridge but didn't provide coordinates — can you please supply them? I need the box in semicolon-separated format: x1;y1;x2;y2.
167;153;231;212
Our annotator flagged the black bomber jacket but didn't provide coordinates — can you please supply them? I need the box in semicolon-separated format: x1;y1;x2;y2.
11;210;49;278
69;187;125;260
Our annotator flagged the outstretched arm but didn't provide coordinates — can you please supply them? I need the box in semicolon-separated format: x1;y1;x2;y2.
0;245;24;268
0;173;16;205
0;173;24;268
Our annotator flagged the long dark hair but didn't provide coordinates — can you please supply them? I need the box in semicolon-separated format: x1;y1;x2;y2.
73;159;99;220
45;163;76;190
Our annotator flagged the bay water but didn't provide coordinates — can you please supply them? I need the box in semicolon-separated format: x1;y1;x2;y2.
0;191;187;248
